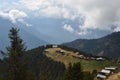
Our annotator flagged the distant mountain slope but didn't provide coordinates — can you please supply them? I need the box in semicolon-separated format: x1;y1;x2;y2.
0;18;48;51
63;32;120;59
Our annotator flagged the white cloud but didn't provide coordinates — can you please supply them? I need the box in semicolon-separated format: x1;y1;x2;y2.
18;0;75;20
1;0;120;34
17;0;120;34
40;6;61;17
63;24;74;33
19;0;42;11
0;9;27;24
66;0;120;34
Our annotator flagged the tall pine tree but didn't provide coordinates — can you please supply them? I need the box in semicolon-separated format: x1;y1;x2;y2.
6;27;26;80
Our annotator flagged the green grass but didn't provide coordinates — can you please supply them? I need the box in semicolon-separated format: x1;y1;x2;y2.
80;60;120;72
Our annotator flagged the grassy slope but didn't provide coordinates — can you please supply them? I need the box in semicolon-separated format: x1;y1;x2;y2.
45;48;120;72
107;72;120;80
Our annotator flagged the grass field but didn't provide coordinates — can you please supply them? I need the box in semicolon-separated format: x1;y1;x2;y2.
45;48;120;72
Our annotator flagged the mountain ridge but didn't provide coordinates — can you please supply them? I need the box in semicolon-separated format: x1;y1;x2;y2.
62;32;120;59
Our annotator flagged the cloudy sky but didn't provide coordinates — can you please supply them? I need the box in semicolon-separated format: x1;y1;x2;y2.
0;0;120;43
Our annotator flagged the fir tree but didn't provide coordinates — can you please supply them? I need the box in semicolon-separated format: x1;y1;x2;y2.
64;63;72;80
6;27;27;80
72;62;83;80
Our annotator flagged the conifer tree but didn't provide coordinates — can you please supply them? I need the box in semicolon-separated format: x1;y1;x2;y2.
64;62;83;80
64;63;72;80
6;27;26;80
72;62;83;80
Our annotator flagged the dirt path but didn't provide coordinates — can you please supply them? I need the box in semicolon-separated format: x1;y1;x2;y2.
107;72;120;80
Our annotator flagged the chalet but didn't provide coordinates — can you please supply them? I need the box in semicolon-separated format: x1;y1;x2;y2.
75;52;79;55
97;74;106;80
52;45;58;48
78;55;84;58
44;50;49;53
105;66;117;71
100;69;111;76
97;69;110;80
105;66;118;73
56;50;64;55
97;66;118;80
96;57;105;61
60;50;64;53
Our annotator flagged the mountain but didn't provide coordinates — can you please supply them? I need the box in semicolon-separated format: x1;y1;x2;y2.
62;32;120;59
0;18;48;51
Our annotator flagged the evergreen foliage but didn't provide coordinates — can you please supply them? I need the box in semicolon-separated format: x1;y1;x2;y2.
64;62;94;80
26;46;65;80
64;62;83;80
5;27;27;80
0;27;36;80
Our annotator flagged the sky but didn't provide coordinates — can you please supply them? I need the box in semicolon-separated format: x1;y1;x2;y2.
0;0;120;43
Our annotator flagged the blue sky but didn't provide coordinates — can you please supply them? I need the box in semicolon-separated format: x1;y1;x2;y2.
0;0;120;43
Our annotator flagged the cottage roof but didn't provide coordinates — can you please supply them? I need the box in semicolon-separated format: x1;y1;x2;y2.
97;74;106;79
96;57;105;60
101;69;111;74
105;67;117;70
52;45;58;47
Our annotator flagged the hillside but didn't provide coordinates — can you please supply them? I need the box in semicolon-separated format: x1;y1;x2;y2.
0;46;65;80
62;32;120;59
107;72;120;80
1;45;120;80
44;47;120;72
25;46;65;80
